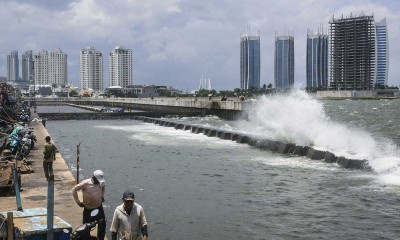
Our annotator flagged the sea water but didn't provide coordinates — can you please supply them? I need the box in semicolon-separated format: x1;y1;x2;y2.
41;91;400;240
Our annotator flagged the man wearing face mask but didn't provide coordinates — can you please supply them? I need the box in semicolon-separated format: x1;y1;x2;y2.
72;169;106;240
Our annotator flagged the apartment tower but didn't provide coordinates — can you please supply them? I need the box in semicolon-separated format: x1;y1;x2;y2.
22;50;34;82
306;29;328;89
109;46;133;87
80;46;104;90
274;34;294;89
375;18;388;87
7;50;19;81
33;49;68;86
240;31;260;89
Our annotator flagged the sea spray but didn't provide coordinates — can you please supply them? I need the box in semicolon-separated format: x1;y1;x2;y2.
236;90;400;177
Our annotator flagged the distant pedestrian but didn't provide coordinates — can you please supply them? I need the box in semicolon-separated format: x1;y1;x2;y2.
72;170;106;240
43;136;56;181
110;191;148;240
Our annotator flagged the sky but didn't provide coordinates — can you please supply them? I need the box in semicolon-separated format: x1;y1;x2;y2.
0;0;399;91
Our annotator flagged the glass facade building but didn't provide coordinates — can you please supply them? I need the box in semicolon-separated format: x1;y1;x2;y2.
274;35;294;89
306;32;328;89
7;50;19;81
22;50;33;82
240;34;260;89
375;18;388;87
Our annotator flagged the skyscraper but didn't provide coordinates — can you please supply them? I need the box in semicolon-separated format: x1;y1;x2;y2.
33;50;49;85
80;47;103;91
50;48;68;86
306;30;328;89
22;50;33;82
329;14;375;90
109;46;133;87
7;50;19;81
375;18;388;87
33;49;67;86
274;34;294;89
240;32;260;89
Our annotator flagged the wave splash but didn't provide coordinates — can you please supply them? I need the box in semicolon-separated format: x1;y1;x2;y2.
236;90;400;183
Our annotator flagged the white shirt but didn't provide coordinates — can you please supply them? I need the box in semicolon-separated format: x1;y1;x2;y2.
72;178;104;209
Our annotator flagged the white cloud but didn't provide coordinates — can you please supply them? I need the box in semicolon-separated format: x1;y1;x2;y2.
0;0;399;90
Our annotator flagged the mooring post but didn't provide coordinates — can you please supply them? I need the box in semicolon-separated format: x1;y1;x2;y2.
7;212;14;240
77;143;81;184
12;164;22;211
47;179;54;240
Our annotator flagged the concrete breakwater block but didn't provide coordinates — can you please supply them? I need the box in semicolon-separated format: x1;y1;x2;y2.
219;131;233;140
324;152;337;163
267;141;281;152
207;129;217;137
175;124;184;130
184;125;192;131
195;127;204;134
236;135;250;144
154;119;161;124
191;126;198;133
247;136;262;147
231;133;239;141
337;157;368;169
277;143;296;154
255;139;272;149
292;145;303;155
306;148;326;160
159;120;166;126
166;122;176;127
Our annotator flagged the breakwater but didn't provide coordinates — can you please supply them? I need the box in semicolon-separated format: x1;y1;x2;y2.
35;98;247;120
134;116;369;170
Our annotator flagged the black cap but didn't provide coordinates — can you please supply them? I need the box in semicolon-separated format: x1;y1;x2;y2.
45;136;51;141
123;191;135;201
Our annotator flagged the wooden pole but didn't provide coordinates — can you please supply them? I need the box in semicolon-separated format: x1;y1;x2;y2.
12;164;22;211
47;179;54;240
7;212;13;240
76;143;80;184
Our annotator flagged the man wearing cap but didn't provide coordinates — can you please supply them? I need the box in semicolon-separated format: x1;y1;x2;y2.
72;170;106;240
110;191;148;240
43;136;56;181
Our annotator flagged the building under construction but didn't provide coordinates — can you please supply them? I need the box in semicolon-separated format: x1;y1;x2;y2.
329;14;376;90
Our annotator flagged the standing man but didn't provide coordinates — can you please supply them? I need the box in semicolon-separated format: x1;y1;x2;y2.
72;170;106;240
110;191;148;240
43;136;56;181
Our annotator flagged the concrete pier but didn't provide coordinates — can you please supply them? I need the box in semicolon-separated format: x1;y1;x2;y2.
0;110;97;238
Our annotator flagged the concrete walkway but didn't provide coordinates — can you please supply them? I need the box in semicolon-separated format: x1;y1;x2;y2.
1;109;105;238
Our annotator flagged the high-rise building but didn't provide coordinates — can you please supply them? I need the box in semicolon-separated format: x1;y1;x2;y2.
50;48;68;86
22;50;34;82
33;49;67;86
240;32;260;89
274;34;294;89
375;18;388;87
329;14;376;90
7;50;19;81
80;46;104;91
33;50;50;85
109;46;133;87
306;30;328;89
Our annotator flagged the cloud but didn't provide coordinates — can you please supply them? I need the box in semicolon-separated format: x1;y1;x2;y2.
0;0;399;90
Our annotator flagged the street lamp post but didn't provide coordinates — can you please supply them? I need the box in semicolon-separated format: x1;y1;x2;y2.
24;58;36;112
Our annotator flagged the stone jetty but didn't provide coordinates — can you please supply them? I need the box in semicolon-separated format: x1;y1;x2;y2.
0;110;106;238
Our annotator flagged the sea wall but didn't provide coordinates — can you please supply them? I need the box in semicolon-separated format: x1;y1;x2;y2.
135;116;370;171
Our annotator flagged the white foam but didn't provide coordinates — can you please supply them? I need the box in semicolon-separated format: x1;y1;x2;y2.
235;90;400;185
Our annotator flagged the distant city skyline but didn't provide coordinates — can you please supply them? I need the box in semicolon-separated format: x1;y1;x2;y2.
0;1;399;90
